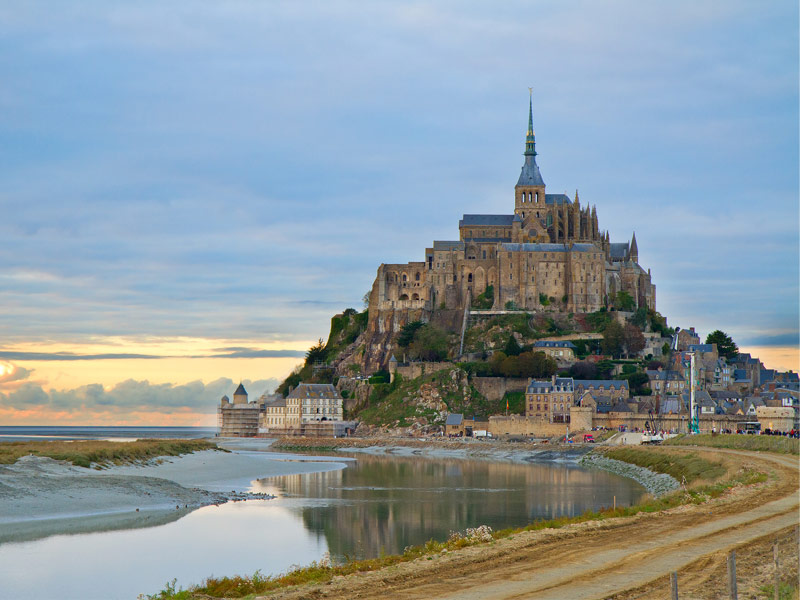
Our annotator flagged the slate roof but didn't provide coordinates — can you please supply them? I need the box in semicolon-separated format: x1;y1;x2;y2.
647;369;683;381
527;380;553;393
234;383;248;396
517;155;545;186
610;401;632;413
733;369;751;382
609;242;629;260
574;379;629;389
544;193;571;206
432;240;465;251
688;344;714;353
459;215;515;227
534;340;577;349
445;413;463;426
287;383;340;399
264;397;287;408
591;394;614;414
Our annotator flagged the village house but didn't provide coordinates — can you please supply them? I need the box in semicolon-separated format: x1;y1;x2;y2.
532;340;577;361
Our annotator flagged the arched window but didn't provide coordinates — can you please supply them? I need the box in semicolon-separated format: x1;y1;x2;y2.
415;272;420;281
402;274;407;282
468;273;473;283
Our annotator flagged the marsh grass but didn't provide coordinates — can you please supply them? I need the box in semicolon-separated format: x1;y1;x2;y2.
142;449;767;600
0;439;220;468
600;447;727;483
664;433;799;456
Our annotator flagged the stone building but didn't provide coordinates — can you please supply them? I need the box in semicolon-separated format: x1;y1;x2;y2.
526;376;575;423
286;383;344;423
220;382;348;437
370;98;656;317
218;383;263;437
532;340;577;361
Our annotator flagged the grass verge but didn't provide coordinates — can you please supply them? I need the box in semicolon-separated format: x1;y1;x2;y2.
663;433;799;456
0;439;220;468
600;447;726;483
140;448;768;600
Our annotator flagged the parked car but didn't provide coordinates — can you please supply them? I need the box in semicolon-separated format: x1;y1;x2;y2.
583;434;595;443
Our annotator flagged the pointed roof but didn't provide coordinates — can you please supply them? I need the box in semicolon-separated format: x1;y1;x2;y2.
517;94;545;187
234;382;247;396
630;232;638;257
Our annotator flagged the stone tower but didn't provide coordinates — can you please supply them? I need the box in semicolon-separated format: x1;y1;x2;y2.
233;382;248;405
514;94;546;220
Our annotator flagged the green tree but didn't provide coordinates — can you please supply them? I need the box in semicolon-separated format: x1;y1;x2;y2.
305;338;327;365
397;320;424;348
630;307;648;329
705;330;738;360
407;324;449;361
489;351;507;376
539;293;550;306
615;291;636;312
602;320;625;357
516;351;557;378
504;335;522;356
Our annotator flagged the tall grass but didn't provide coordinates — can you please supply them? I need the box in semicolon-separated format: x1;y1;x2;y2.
663;433;799;456
0;439;220;468
601;447;727;483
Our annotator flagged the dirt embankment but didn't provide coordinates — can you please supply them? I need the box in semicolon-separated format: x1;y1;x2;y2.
261;447;799;600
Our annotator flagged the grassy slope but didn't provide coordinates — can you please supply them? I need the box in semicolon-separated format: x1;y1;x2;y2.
663;434;799;456
0;439;219;468
356;369;512;427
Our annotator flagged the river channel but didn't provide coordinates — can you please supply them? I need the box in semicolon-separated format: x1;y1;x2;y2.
0;449;646;599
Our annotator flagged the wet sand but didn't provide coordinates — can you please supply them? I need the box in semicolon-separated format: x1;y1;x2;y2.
0;439;350;544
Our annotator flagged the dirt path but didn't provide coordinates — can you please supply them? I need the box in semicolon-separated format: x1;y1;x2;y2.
263;448;799;600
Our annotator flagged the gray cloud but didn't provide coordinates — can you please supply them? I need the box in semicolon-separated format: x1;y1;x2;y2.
0;377;279;414
0;1;795;351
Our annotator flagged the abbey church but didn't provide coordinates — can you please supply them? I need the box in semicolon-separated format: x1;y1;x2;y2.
372;100;656;315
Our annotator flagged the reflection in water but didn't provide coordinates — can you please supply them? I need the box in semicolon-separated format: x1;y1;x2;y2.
0;453;646;599
252;454;645;561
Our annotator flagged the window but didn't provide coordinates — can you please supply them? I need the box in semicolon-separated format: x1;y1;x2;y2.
468;273;473;283
415;272;420;281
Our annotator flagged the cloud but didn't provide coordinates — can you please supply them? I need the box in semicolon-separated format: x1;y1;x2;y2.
0;0;795;358
0;377;279;414
0;348;306;360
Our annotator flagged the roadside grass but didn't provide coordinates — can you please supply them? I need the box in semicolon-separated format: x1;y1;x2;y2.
760;581;799;600
0;439;220;468
600;447;727;483
140;448;769;600
664;433;799;456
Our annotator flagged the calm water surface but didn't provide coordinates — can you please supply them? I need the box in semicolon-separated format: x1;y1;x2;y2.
0;451;645;600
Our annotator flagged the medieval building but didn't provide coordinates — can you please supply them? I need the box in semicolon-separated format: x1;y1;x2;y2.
372;99;656;314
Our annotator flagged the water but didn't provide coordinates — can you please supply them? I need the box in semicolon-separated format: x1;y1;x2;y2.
0;450;646;600
0;426;215;442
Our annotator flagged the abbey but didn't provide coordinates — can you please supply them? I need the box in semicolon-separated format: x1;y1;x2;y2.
373;100;656;314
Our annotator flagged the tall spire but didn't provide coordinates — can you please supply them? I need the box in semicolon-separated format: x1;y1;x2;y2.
517;90;545;187
525;90;537;157
629;232;639;262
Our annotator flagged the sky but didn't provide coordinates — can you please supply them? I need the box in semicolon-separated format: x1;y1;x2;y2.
0;1;797;426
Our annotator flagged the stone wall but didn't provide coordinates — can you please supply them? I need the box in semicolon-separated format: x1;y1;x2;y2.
488;415;569;437
472;377;528;402
393;361;455;381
